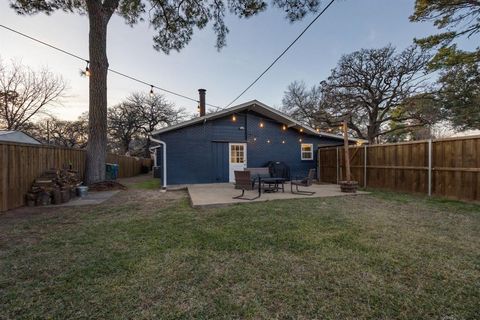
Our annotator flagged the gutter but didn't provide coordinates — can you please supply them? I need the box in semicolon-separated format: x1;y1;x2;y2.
149;136;167;190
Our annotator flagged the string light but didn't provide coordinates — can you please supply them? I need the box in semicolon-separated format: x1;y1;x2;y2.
85;61;90;77
0;24;223;109
253;137;257;141
282;140;286;144
299;128;303;132
267;139;271;143
299;138;302;142
232;114;237;122
282;124;287;131
149;85;154;97
259;121;264;128
316;128;320;133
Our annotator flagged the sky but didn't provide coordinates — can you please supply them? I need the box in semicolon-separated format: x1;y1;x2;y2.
0;0;472;121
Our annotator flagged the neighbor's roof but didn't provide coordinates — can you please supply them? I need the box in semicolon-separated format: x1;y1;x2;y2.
0;130;16;136
151;100;361;142
0;130;42;144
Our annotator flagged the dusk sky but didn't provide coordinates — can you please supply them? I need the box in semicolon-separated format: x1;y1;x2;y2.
0;0;471;120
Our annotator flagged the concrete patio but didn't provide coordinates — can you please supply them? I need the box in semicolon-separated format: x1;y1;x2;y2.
188;182;368;208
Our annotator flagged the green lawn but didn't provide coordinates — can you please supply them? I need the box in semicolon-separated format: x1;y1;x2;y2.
129;178;162;190
0;187;479;319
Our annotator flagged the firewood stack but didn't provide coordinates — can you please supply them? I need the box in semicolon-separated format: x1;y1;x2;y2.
26;169;83;206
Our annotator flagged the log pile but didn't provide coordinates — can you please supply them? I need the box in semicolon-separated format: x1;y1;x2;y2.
26;169;83;206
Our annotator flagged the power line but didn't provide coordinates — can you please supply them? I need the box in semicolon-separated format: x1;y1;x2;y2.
223;0;336;109
108;69;199;104
0;24;221;109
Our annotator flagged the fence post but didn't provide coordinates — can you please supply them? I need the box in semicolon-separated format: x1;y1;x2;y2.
364;144;367;188
336;147;339;184
428;139;432;196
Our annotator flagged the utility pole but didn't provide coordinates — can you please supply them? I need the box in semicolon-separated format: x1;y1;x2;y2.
343;120;351;182
47;120;50;145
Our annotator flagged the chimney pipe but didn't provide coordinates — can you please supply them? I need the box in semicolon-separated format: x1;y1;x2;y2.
198;89;206;117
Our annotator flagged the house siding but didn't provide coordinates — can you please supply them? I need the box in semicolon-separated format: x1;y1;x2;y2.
153;110;342;185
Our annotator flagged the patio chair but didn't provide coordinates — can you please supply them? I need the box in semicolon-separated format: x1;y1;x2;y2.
290;169;316;195
233;170;261;200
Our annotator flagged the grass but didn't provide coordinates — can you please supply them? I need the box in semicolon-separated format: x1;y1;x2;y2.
0;188;479;319
129;178;162;190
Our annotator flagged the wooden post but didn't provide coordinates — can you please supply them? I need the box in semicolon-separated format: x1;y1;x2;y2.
363;144;367;188
343;120;351;182
428;139;432;196
317;149;321;182
47;120;50;145
336;147;339;184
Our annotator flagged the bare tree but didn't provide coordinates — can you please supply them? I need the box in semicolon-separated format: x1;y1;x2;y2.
23;114;88;148
127;93;186;157
0;59;67;130
281;81;321;128
283;45;434;143
108;93;185;156
107;103;140;155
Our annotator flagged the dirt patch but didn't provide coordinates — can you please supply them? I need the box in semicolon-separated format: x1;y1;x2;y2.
88;181;127;191
117;174;153;186
0;188;187;223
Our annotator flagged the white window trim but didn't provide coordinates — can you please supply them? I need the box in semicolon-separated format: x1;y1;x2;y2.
301;143;313;160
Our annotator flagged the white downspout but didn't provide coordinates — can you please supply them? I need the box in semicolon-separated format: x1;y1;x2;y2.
150;137;167;190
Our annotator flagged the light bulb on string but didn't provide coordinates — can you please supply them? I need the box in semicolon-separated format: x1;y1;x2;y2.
282;124;287;131
267;139;270;143
149;85;154;97
232;114;237;122
282;140;286;144
259;121;264;128
85;61;91;77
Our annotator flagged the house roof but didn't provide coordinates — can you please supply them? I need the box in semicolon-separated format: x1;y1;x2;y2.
0;130;42;144
152;100;362;142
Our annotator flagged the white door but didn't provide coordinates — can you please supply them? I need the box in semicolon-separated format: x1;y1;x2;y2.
229;143;247;182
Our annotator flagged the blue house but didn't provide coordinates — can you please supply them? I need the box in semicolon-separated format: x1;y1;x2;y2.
150;100;356;187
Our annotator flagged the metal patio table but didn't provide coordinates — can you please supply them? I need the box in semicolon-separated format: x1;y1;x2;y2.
260;177;286;193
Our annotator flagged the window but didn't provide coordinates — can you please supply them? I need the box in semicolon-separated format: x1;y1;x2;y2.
230;144;245;163
301;143;313;160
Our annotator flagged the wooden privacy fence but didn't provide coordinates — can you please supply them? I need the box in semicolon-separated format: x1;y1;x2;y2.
0;142;152;212
318;135;480;202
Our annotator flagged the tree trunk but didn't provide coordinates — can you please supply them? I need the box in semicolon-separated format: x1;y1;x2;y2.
85;3;112;184
144;136;151;158
367;124;377;145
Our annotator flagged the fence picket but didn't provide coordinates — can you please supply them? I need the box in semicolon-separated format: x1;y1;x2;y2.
318;135;480;202
0;142;152;211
